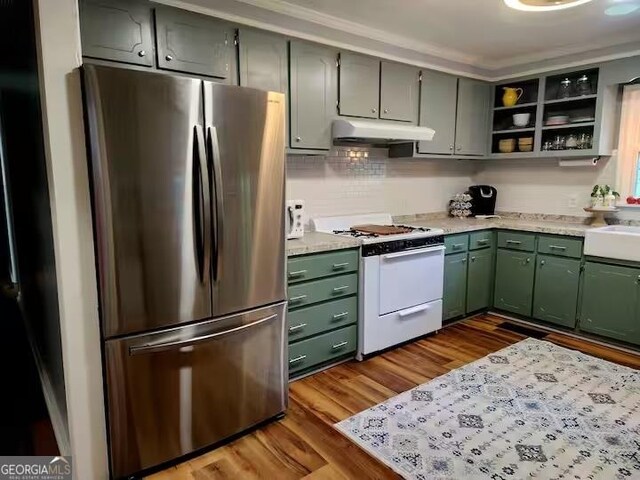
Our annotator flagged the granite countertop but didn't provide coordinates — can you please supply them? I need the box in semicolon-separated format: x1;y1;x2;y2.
286;213;606;257
286;231;361;256
408;217;592;237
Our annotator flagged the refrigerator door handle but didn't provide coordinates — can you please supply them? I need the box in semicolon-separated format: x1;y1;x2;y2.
194;125;211;283
207;126;224;282
128;313;278;355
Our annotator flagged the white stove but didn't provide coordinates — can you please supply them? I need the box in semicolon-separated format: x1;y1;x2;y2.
312;213;445;359
312;213;444;244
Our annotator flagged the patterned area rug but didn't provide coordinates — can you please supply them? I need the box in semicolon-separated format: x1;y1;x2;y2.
335;338;640;479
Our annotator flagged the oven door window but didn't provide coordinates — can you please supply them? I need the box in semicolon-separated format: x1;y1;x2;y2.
378;246;444;315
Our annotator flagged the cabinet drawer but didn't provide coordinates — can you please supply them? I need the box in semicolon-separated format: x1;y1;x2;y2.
445;234;469;255
287;249;358;283
537;235;582;259
289;325;357;374
497;231;535;252
287;296;357;342
469;231;494;250
288;274;358;309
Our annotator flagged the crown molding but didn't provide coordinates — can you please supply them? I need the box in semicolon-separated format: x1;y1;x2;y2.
482;31;640;70
153;0;640;81
231;0;482;66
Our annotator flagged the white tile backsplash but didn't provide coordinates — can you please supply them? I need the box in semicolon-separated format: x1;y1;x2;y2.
287;149;640;223
287;148;477;223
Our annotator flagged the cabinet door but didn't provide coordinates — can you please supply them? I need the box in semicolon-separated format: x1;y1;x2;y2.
580;262;640;344
418;70;457;155
380;61;419;123
533;255;580;328
455;78;490;156
289;41;338;150
155;6;234;79
338;52;380;119
467;248;494;313
494;249;535;316
80;0;154;66
443;252;468;320
238;29;287;93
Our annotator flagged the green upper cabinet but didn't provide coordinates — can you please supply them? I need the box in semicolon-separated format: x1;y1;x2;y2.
338;52;380;119
79;0;154;66
455;78;490;156
443;252;468;320
580;262;640;345
238;29;287;93
379;61;420;123
494;248;535;316
533;255;580;328
155;6;235;80
418;70;458;155
467;247;494;313
289;41;338;150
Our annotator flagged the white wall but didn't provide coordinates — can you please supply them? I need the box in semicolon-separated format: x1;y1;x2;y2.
473;157;617;217
473;155;640;221
286;150;477;223
34;0;108;478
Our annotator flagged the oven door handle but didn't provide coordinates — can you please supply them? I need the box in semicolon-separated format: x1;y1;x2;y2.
382;245;445;260
398;304;431;318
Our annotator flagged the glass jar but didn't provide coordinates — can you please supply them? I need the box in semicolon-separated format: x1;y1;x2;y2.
542;141;553;151
576;75;592;96
565;133;578;149
578;133;592;149
557;78;573;99
552;135;566;150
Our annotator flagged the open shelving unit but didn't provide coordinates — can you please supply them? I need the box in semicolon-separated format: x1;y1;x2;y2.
488;66;607;159
490;78;539;155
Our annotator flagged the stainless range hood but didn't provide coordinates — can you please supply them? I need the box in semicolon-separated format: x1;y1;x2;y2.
332;118;435;146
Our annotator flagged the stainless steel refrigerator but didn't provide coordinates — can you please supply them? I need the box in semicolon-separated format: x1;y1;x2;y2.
82;65;287;478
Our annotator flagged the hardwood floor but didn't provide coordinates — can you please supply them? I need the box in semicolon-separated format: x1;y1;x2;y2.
147;315;640;479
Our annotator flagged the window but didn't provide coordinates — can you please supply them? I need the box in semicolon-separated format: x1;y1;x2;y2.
616;85;640;199
636;152;640;197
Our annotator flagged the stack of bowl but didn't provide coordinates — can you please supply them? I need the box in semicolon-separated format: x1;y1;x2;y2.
498;138;515;153
518;137;533;152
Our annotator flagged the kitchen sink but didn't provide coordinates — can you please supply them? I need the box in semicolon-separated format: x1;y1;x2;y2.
584;225;640;262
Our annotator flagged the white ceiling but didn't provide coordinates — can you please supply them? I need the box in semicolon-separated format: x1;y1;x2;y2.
232;0;640;69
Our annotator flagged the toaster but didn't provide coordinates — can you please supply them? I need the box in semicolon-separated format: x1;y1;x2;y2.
286;200;305;239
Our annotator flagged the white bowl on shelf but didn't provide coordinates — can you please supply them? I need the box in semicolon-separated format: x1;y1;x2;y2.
512;113;531;127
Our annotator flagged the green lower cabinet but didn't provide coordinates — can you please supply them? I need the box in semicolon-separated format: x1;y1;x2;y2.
494;249;535;316
443;252;468;320
466;248;494;313
288;325;357;374
532;255;580;328
579;262;640;345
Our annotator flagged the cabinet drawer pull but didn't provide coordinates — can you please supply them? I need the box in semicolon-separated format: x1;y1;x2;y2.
289;355;307;364
549;245;567;251
461;257;467;263
540;260;545;266
332;312;349;320
477;239;489;244
165;54;173;61
288;270;307;278
331;341;349;350
471;256;476;262
289;323;307;332
290;295;307;302
332;262;349;270
525;258;531;263
332;286;349;293
506;240;522;245
452;243;465;249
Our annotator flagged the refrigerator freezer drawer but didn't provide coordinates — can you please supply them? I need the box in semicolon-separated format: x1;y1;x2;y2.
104;302;287;478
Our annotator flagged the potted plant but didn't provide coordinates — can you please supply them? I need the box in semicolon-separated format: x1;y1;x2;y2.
591;185;604;208
602;185;620;208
